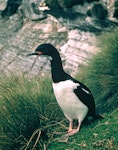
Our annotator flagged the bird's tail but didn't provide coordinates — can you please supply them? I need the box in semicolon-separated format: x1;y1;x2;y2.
94;114;104;120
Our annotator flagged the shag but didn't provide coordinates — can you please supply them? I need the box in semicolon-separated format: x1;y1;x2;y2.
27;43;102;136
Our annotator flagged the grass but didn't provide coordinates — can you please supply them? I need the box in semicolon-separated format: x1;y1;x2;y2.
0;74;65;150
0;74;117;150
49;109;118;150
49;28;118;149
0;28;118;149
77;28;118;114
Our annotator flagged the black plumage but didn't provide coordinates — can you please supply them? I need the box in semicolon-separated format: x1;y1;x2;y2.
27;43;103;136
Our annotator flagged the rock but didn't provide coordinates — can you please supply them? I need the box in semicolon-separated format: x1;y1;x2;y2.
0;0;118;77
42;21;58;33
61;30;99;75
19;0;47;21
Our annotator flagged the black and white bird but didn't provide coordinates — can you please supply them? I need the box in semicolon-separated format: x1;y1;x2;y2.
27;43;102;136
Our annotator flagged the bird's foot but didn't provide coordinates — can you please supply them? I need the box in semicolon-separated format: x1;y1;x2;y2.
64;129;79;137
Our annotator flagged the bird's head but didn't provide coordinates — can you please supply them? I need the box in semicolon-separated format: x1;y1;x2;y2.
27;43;59;58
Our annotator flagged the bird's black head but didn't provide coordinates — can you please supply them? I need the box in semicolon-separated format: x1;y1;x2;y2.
27;43;59;57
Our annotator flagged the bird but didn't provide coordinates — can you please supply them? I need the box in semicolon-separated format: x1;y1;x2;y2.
27;43;103;136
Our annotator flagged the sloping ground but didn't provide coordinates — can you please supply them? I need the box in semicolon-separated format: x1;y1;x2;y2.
0;2;118;150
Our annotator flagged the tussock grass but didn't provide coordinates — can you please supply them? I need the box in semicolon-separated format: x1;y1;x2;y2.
0;74;65;150
77;28;118;113
1;74;117;150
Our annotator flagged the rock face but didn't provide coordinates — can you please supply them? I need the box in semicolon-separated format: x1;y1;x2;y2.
0;13;68;76
61;30;98;74
19;0;47;21
0;0;118;77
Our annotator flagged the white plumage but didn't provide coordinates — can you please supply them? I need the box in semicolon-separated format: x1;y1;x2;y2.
27;43;103;136
53;80;89;135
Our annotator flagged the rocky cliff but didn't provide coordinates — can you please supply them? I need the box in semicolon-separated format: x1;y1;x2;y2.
0;0;118;77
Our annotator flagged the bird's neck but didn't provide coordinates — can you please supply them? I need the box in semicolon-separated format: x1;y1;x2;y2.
50;53;66;83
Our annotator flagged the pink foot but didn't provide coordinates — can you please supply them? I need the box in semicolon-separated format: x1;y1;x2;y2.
65;129;79;137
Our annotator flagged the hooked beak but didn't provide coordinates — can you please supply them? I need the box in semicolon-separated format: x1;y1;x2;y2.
26;51;43;57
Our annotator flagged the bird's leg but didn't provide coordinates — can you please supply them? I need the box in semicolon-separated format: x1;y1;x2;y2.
76;122;81;132
65;121;81;136
68;121;73;132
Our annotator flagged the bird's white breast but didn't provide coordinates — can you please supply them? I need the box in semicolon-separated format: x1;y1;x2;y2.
52;80;88;121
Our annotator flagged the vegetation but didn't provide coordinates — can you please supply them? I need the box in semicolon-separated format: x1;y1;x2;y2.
1;0;22;17
0;74;64;149
0;28;118;149
113;0;118;19
45;0;95;9
78;28;118;114
87;3;108;20
49;110;118;150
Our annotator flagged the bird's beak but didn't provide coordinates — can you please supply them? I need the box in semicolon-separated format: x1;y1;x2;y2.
26;51;43;57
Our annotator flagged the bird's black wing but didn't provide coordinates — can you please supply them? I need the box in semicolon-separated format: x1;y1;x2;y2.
73;79;96;117
64;73;96;117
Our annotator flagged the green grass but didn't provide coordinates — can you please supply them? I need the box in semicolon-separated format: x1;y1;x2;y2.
49;109;118;150
0;74;65;150
49;28;118;149
0;74;117;150
77;28;118;113
0;28;118;149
